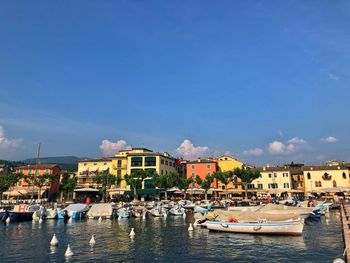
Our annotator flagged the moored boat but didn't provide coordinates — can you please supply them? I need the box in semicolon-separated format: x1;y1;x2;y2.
1;204;40;223
206;219;304;236
57;203;89;220
87;203;115;219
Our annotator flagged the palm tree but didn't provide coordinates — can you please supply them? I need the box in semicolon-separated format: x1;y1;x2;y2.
233;167;261;200
195;175;214;201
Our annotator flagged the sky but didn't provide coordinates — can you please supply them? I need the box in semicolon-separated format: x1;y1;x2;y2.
0;1;349;166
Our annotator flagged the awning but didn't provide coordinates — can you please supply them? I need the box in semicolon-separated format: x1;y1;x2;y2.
107;188;128;195
74;188;99;192
126;189;159;196
318;187;350;193
186;188;205;194
98;166;109;172
167;187;181;192
3;189;37;196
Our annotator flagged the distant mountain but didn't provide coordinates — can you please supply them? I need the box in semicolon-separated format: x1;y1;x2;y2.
22;156;83;172
23;156;81;164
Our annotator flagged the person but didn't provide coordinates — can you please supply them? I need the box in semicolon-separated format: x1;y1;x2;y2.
86;197;90;205
63;210;69;224
266;193;271;204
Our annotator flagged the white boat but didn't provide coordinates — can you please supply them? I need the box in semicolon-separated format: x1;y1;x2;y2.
87;203;114;219
32;207;58;220
117;207;131;219
206;219;304;236
148;205;167;217
169;206;185;216
132;206;147;218
58;203;89;220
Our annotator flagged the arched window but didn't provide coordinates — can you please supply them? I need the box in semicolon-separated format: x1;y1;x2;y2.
307;172;311;179
315;181;318;187
333;180;337;187
343;172;347;179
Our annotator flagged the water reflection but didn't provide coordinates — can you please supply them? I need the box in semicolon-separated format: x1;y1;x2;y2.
0;211;344;262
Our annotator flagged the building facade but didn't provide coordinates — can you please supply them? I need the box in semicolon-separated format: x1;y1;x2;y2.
76;158;112;188
186;159;218;188
216;155;244;190
14;164;61;199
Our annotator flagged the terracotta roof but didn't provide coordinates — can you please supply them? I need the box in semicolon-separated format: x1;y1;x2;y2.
187;159;217;164
16;164;60;170
302;165;348;171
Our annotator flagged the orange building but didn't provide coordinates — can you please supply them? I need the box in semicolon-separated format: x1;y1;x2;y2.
14;164;62;200
186;159;217;188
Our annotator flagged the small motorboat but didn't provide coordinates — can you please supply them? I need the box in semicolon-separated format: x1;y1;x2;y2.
131;206;147;218
169;206;185;216
117;207;131;219
148;204;167;217
0;204;40;223
57;203;89;220
206;219;304;236
87;203;115;219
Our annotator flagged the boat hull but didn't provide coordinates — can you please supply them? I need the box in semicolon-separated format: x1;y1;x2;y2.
0;212;34;222
206;220;304;236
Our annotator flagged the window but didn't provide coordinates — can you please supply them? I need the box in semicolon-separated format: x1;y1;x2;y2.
283;172;289;177
104;163;107;165
207;172;210;176
257;184;263;189
83;178;86;184
161;159;164;165
117;170;121;176
165;161;168;166
131;157;143;167
333;180;337;187
274;173;277;178
117;160;122;167
284;183;289;188
268;173;272;178
145;157;156;166
247;183;255;189
166;171;168;175
161;170;163;175
207;164;211;169
191;164;195;169
84;163;87;166
94;163;97;165
307;172;311;180
225;157;228;160
191;172;195;177
315;181;322;187
343;172;347;179
268;183;278;189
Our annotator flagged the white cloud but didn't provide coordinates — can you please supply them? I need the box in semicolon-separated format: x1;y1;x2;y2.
243;148;264;157
0;126;24;157
176;139;209;160
321;136;338;143
269;137;307;155
99;139;131;155
327;72;339;81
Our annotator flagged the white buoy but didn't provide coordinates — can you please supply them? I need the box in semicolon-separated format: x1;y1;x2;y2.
129;228;135;237
188;223;194;231
50;234;59;246
333;258;345;263
5;217;10;224
89;234;96;246
39;217;43;224
65;244;74;257
98;216;102;222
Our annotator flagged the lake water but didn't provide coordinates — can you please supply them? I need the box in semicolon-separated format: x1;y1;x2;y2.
1;210;344;262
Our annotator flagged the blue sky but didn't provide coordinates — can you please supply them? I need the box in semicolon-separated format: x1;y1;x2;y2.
0;1;349;165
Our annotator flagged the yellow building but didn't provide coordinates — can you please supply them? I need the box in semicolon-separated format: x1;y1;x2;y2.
76;158;113;188
216;155;244;190
110;150;129;189
251;166;293;197
303;165;349;193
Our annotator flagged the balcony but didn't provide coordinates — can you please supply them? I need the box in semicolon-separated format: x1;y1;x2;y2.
322;173;332;180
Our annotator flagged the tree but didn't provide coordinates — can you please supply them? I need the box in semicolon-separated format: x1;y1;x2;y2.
179;177;192;200
153;172;181;200
95;173;116;202
115;174;122;188
195;174;214;201
213;171;233;190
125;169;148;201
34;173;50;199
59;173;77;202
0;172;22;200
233;167;261;200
